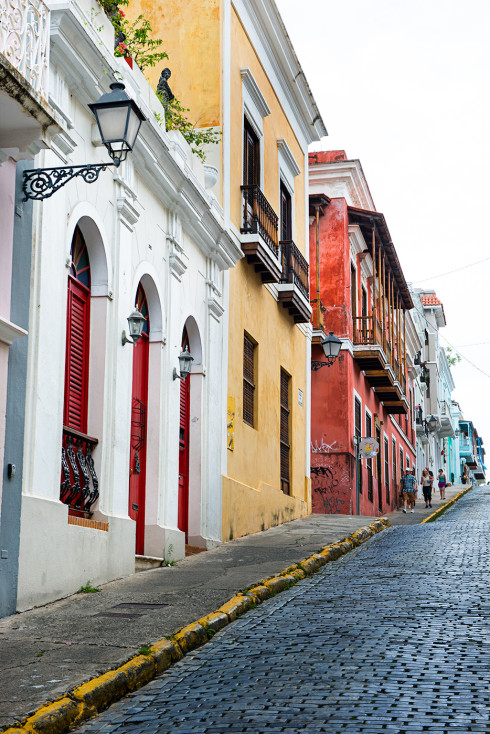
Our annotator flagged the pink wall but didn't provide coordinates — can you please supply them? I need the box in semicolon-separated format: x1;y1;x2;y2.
0;159;16;319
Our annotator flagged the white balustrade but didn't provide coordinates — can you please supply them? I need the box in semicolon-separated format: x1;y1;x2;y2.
0;0;49;96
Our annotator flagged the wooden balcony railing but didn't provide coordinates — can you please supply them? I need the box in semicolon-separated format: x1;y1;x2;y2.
60;427;99;515
353;315;383;346
279;240;309;301
241;184;279;257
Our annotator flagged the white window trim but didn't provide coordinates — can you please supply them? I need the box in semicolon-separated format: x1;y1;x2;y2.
277;139;299;242
241;68;270;191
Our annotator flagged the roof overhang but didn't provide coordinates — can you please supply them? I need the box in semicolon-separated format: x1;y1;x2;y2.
347;206;413;310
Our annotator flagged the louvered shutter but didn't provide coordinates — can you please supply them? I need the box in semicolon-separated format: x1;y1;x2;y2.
244;118;259;186
243;334;255;427
280;369;290;494
64;276;90;432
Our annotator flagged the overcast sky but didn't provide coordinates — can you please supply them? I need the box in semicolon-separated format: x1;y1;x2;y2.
278;0;490;453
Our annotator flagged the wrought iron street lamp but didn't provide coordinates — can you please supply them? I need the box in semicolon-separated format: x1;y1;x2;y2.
173;345;194;381
122;308;147;346
23;83;146;201
311;331;342;371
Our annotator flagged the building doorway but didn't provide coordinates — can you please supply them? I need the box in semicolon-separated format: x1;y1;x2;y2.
178;328;190;540
376;425;382;511
128;285;149;555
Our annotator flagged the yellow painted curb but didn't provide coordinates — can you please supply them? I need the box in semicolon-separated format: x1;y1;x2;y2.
7;516;391;734
420;486;473;524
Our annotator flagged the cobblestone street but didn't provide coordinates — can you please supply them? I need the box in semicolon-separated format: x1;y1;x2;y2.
79;486;490;734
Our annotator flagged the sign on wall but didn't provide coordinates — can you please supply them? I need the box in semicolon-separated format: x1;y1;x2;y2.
359;437;379;459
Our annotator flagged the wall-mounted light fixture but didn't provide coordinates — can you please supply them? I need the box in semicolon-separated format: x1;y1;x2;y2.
122;309;146;346
23;83;146;201
311;331;342;371
173;345;194;381
426;414;438;432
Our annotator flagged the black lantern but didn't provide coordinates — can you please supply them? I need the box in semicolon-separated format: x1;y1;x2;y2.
122;309;146;346
173;346;194;381
22;82;146;201
312;331;342;371
427;414;438;432
89;82;146;166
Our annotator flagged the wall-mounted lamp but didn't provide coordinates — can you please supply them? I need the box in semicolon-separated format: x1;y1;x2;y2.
311;332;342;371
23;83;146;201
173;345;194;380
122;309;146;346
426;414;438;432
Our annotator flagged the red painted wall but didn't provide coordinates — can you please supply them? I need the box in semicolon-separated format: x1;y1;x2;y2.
309;190;415;517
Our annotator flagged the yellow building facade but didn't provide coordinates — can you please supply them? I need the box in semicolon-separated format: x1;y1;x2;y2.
133;0;326;540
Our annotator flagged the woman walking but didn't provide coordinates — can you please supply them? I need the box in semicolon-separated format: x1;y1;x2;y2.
421;468;432;508
438;469;447;500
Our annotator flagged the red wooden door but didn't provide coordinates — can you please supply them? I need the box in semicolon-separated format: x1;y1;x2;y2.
178;330;190;540
128;287;149;555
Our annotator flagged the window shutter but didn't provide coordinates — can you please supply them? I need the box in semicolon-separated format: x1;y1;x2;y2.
243;334;255;427
64;277;90;432
244;118;259;186
280;369;290;494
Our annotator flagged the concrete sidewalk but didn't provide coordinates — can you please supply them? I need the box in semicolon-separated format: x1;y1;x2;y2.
0;487;468;727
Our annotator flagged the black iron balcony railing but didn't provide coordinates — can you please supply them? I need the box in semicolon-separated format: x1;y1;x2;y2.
61;426;99;514
279;240;309;300
240;184;279;256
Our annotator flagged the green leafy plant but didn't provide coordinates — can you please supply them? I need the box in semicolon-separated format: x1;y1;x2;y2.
163;543;177;567
36;650;45;658
77;580;101;593
137;645;152;655
445;346;462;366
99;0;168;69
156;93;221;163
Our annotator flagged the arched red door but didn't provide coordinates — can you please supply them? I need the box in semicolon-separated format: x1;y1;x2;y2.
178;328;190;540
128;285;149;555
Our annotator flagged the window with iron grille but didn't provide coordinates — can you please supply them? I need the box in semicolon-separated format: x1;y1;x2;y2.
355;397;362;494
399;447;404;484
280;369;291;494
366;412;373;502
384;437;390;504
243;333;256;427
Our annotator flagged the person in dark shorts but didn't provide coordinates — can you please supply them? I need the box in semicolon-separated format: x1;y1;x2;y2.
438;469;447;500
421;468;432;508
401;470;417;513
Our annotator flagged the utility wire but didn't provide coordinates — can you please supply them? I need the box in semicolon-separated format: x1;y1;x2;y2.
412;256;490;284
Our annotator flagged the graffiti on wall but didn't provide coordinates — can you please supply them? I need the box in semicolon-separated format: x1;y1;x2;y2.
311;452;352;514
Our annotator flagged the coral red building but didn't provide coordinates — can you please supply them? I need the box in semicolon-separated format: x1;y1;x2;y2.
309;151;416;516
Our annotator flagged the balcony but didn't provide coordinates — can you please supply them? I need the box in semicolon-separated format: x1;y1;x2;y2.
0;0;50;95
276;240;311;323
60;427;99;516
240;184;281;283
438;401;455;437
353;315;408;414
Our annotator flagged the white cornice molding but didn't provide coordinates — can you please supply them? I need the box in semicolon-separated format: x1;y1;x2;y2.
233;0;325;147
277;138;300;177
240;68;271;119
309;159;375;210
0;317;28;345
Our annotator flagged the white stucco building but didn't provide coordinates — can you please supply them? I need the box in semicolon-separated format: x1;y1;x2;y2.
16;0;241;610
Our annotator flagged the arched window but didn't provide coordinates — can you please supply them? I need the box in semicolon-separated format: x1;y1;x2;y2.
61;226;100;515
64;227;91;432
